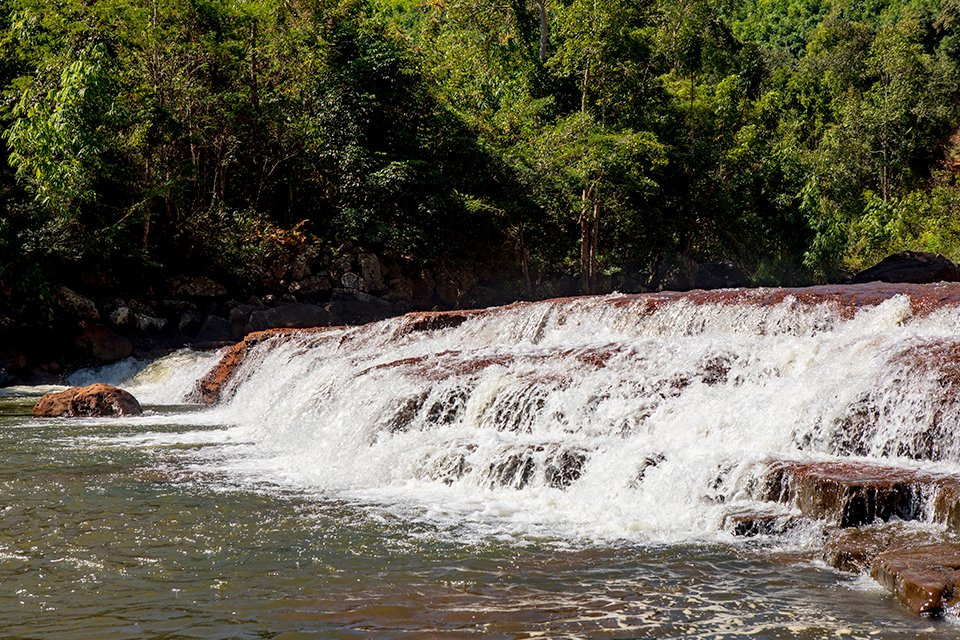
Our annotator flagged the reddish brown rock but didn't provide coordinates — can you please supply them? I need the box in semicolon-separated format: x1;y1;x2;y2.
872;544;960;614
193;327;340;405
396;311;476;336
823;523;952;573
762;461;930;527
32;384;142;418
73;324;133;362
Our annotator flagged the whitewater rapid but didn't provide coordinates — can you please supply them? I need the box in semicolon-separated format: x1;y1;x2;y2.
71;290;960;543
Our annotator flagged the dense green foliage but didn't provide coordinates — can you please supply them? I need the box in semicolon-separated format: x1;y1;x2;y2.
1;0;959;303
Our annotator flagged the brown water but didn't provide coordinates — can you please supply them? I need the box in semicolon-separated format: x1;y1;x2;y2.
1;393;959;639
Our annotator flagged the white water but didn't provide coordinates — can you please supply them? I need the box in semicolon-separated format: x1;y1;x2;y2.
69;349;220;405
90;293;960;543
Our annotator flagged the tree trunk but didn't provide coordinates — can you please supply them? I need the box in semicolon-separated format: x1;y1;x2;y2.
579;184;594;293
590;199;600;290
519;225;532;294
581;59;591;114
537;0;549;62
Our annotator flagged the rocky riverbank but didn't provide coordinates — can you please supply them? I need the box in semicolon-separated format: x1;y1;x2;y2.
2;249;958;388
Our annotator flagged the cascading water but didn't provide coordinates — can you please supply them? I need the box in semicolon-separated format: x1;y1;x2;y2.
144;286;960;543
12;284;960;637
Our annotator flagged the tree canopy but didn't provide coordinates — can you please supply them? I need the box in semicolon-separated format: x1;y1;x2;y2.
1;0;958;310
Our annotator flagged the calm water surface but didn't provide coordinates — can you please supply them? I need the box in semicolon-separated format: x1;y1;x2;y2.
1;394;957;640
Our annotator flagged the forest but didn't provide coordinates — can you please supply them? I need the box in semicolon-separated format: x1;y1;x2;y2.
1;0;959;321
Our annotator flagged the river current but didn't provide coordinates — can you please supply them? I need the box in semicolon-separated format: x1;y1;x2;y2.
5;289;960;638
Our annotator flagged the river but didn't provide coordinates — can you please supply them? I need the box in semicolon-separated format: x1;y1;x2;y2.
4;286;960;638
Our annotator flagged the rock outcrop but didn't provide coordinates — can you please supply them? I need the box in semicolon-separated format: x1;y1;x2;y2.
849;251;960;285
729;458;960;616
192;327;339;405
32;384;142;417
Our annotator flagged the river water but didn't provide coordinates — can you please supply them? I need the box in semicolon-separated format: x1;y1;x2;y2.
5;289;960;638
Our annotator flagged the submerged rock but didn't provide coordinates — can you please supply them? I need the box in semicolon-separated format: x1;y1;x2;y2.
32;383;142;418
872;544;960;614
822;523;953;574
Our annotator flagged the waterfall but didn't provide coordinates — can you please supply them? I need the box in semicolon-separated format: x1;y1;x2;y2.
123;284;960;542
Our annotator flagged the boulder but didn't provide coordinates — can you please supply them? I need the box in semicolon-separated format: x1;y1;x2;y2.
195;315;232;343
166;275;228;298
694;262;748;290
382;275;414;306
648;253;698;292
245;303;329;334
411;270;436;308
74;324;133;362
288;275;331;297
358;253;386;292
178;310;203;334
109;305;168;333
849;251;960;285
32;383;142;417
54;286;100;321
330;288;393;324
341;272;367;292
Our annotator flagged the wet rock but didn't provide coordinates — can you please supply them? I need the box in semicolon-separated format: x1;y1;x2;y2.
32;383;142;418
418;447;475;485
632;453;666;486
74;324;133;362
385;393;428;432
54;286;100;321
823;523;952;573
166;276;228;298
849;251;960;285
872;544;960;614
487;450;535;489
722;506;803;537
193;327;337;404
932;480;960;532
397;311;472;336
762;461;928;527
543;449;587;489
